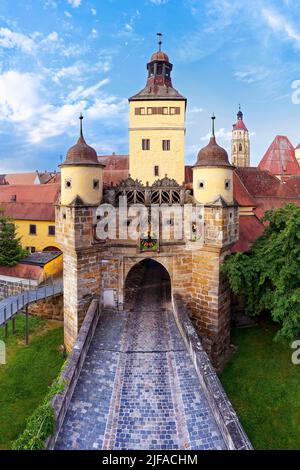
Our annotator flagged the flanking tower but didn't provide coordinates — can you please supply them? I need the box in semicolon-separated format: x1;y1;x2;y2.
231;106;250;167
192;116;239;367
129;34;186;185
56;115;105;351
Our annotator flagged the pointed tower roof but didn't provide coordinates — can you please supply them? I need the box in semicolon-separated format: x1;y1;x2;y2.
129;33;186;102
62;114;104;167
194;115;233;168
258;135;300;176
232;105;248;131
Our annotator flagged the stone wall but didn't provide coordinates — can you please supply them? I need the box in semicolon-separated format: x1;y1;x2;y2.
28;293;63;321
0;279;32;300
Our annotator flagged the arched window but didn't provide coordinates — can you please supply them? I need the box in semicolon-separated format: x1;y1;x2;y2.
239;143;243;152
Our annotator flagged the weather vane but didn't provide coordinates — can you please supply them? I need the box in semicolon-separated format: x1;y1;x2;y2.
157;32;162;51
79;112;83;137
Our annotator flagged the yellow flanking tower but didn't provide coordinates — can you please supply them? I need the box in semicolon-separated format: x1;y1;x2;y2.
56;115;105;351
129;37;186;185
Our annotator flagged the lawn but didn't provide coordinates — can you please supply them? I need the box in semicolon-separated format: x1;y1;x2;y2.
0;314;64;450
220;319;300;450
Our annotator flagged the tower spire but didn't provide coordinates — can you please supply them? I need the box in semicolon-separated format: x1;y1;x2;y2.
79;112;84;138
157;32;162;52
211;113;216;138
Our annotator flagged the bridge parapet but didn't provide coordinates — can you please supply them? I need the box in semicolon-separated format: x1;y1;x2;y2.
47;298;101;449
172;293;252;451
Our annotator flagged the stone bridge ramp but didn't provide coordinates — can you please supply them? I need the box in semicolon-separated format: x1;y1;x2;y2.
55;265;226;450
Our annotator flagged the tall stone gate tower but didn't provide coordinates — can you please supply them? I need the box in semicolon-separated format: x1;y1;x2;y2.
231;106;250;167
56;116;104;351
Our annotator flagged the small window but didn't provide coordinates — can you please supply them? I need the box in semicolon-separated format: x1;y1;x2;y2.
170;107;176;115
10;194;16;202
147;107;153;115
225;179;231;190
162;139;170;151
48;225;55;236
142;139;150;150
199;180;205;189
29;224;36;235
154;166;159;177
93;179;100;190
162;107;168;115
239;143;243;152
30;246;36;253
65;179;72;189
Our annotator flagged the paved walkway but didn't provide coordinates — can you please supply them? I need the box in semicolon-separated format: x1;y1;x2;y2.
55;264;225;450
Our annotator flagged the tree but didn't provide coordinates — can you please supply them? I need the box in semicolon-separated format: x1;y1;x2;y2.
0;213;28;266
221;203;300;341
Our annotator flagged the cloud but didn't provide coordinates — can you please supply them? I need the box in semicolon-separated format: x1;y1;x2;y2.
201;128;232;142
64;11;72;18
149;0;168;4
0;70;126;145
52;62;85;83
67;0;81;7
91;8;97;16
262;8;300;47
91;28;98;39
234;67;270;84
0;27;36;54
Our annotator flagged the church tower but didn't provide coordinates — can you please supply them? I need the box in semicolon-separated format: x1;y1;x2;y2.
129;34;186;185
231;106;250;167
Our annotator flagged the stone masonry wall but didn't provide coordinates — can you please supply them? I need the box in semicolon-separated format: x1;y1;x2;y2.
28;293;63;321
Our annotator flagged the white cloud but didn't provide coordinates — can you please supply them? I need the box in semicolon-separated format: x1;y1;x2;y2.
91;28;98;39
234;67;270;84
262;8;300;47
149;0;168;4
0;27;36;54
0;70;126;145
67;0;81;8
68;79;110;102
64;10;72;18
52;62;84;83
189;106;205;114
201;128;232;142
91;8;97;16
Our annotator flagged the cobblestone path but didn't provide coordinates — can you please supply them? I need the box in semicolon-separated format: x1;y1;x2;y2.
55;263;225;450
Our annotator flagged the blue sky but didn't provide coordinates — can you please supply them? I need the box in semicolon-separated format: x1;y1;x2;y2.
0;0;300;172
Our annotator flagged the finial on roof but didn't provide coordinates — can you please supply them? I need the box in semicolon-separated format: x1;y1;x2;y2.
211;113;216;138
237;105;243;120
79;112;83;138
157;32;162;52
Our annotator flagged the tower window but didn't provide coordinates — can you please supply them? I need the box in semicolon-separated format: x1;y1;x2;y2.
29;224;36;235
162;107;168;115
239;143;243;152
135;107;145;115
93;179;100;190
170;107;180;115
199;180;205;189
142;139;150;150
225;179;231;190
147;108;153;115
162;140;170;151
154;166;159;177
48;225;55;236
65;179;72;189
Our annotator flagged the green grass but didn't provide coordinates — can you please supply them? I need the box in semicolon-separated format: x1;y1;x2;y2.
220;319;300;450
0;314;64;450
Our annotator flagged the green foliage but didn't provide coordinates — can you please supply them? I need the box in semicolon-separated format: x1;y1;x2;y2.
12;371;66;450
222;203;300;341
0;213;28;266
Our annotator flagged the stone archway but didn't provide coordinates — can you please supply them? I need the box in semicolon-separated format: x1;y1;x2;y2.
124;258;171;310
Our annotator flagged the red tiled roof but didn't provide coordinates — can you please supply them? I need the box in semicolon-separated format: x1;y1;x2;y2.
235;167;295;197
258;135;300;176
254;196;300;219
4;172;40;185
185;166;193;184
233;171;256;206
282;175;300;196
233;119;248;131
98;154;129;186
231;216;265;253
0;184;59;221
0;263;43;281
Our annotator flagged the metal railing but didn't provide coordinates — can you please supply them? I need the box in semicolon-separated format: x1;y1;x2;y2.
0;281;63;328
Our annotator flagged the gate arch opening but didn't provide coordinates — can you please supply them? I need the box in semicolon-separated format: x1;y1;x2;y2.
124;259;171;310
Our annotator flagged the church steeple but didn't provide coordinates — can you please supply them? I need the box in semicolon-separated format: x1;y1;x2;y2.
231;105;250;167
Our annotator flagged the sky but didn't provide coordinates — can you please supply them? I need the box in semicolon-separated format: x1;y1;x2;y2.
0;0;300;173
